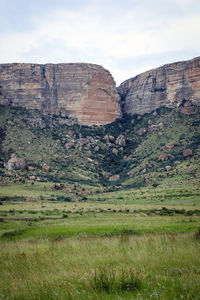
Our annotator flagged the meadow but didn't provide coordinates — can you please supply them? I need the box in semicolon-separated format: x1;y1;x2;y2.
0;232;200;299
0;191;200;299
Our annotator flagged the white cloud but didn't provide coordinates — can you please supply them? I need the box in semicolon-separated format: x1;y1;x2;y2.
0;1;200;84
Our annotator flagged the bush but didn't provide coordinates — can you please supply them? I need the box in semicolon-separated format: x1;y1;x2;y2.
91;268;141;293
56;195;72;202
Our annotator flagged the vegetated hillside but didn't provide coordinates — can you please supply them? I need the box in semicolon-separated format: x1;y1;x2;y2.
0;104;200;195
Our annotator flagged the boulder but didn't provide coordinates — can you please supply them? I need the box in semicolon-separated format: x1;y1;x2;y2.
158;153;171;161
42;164;51;172
174;161;181;165
166;142;175;150
165;165;172;171
109;135;115;142
137;127;147;136
94;146;99;152
115;134;126;146
103;135;110;144
148;122;163;131
28;166;35;171
109;174;120;181
112;148;118;155
4;155;26;170
183;149;193;158
65;141;74;150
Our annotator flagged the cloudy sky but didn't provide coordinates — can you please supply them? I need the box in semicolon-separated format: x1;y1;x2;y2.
0;0;200;85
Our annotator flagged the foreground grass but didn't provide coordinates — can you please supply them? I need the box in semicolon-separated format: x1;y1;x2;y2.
0;234;200;299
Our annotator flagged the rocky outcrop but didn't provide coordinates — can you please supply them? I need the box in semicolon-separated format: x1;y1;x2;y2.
118;56;200;116
0;63;121;126
1;57;200;125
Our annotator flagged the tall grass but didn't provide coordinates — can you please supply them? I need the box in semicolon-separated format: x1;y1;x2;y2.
0;233;200;299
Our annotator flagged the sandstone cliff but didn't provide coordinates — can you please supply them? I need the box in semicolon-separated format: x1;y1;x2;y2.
1;57;200;126
0;63;121;125
118;56;200;116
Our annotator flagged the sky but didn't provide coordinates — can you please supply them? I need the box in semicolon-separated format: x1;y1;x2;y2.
0;0;200;85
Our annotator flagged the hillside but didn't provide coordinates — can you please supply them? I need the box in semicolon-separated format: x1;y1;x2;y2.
0;104;199;203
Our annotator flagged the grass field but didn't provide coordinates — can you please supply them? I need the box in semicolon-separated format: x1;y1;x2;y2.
0;196;200;299
0;233;200;299
0;179;200;299
1;179;200;206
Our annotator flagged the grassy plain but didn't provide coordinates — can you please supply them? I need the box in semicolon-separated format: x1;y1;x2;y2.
0;192;200;299
0;233;200;299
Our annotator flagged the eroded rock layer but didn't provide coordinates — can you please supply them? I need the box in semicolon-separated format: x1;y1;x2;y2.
0;63;121;125
118;56;200;115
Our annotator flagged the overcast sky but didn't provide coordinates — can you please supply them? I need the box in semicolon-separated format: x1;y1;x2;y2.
0;0;200;85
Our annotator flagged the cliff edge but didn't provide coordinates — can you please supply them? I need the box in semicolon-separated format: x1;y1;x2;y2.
0;63;121;125
118;56;200;115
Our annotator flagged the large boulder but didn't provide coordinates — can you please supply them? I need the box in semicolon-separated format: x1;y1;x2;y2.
158;153;171;162
183;149;193;158
109;174;120;181
4;154;26;170
115;134;126;146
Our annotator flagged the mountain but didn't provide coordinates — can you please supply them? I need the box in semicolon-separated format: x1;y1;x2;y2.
118;56;200;116
0;56;199;199
0;63;121;126
1;57;200;127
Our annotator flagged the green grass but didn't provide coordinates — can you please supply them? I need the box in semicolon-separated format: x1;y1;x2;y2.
0;233;200;299
89;180;200;207
1;178;200;206
0;182;72;200
1;213;200;241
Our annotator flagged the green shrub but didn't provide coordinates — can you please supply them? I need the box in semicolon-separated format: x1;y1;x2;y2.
91;268;141;293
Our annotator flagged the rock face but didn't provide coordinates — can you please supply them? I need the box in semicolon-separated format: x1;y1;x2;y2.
1;57;200;125
118;56;200;116
0;63;121;126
